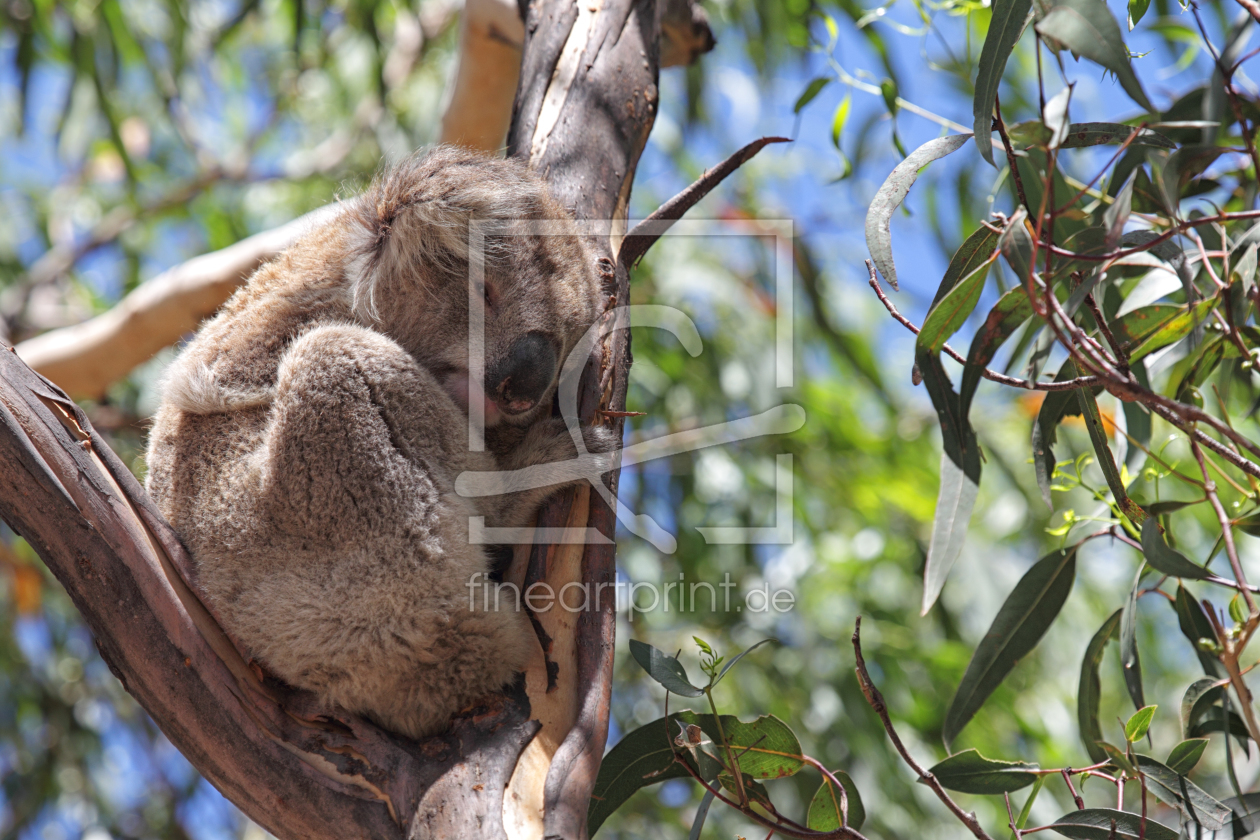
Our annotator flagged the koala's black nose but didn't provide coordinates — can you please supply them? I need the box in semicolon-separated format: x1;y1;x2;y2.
487;332;558;415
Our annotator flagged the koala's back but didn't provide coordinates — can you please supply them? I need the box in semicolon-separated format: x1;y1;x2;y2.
145;152;549;738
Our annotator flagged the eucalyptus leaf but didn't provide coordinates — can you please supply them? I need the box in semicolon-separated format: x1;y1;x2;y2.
959;287;1034;420
1121;565;1146;710
973;0;1033;165
807;770;865;832
794;76;831;113
629;640;704;697
687;789;716;840
943;545;1078;748
1125;705;1156;742
1048;808;1177;840
926;748;1039;794
1173;585;1226;678
1135;754;1230;830
866;133;973;290
1166;738;1209;775
1182;678;1224;739
1079;609;1122;763
1141;519;1211;579
1035;0;1154;113
713;638;778;686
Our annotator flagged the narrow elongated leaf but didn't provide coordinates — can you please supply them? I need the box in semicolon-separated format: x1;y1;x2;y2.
1135;754;1230;830
1000;208;1035;287
794;77;831;113
1189;707;1252;749
1050;809;1177;840
1121;565;1146;710
925;225;1001;313
960;287;1034;419
918;349;982;614
1077;387;1145;524
1009;121;1175;149
714;638;778;685
973;0;1033;165
807;770;865;831
1130;298;1219;361
943;545;1078;748
1045;85;1073;149
1104;169;1137;249
1125;705;1157;742
1035;0;1154;113
687;789;716;840
1156;146;1230;214
1166;738;1208;775
1141;519;1210;579
831;93;852;149
866;133;973;290
1116;270;1183;318
629;640;704;697
1208;793;1260;840
927;749;1039;794
1031;359;1091;509
917;259;994;354
1182;679;1223;739
1173;584;1225;678
1128;0;1151;29
1079;609;1123;763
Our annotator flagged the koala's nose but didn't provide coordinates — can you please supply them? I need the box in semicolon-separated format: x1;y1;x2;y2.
486;332;558;415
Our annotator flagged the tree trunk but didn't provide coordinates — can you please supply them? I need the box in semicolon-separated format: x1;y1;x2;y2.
0;1;660;837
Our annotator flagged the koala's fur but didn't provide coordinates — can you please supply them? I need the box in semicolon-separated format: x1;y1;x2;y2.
145;147;611;739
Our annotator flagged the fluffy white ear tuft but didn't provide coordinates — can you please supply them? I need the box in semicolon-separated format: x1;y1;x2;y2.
163;358;274;415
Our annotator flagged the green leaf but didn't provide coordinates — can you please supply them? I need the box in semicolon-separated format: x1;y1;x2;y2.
1165;738;1208;775
917;349;982;614
1188;707;1252;750
1079;609;1123;763
1061;122;1175;149
926;748;1039;794
687;789;715;840
586;714;700;835
1127;0;1151;29
865;133;973;290
1100;741;1137;774
1035;0;1154;113
973;0;1034;165
1173;584;1226;678
807;770;865;832
1031;359;1092;509
960;287;1034;420
1182;678;1223;739
999;207;1035;288
1141;519;1210;579
1048;808;1177;840
1121;565;1146;710
943;545;1078;748
1044;85;1073;149
1232;593;1248;625
1154;146;1230;215
629;640;704;697
1129;298;1220;361
588;711;799;835
830;92;852;149
917;260;993;355
794;76;831;114
1135;754;1230;830
1077;386;1145;524
1125;705;1156;742
713;638;778;686
1104;170;1137;249
925;224;1001;316
1007;121;1175;149
717;714;806;779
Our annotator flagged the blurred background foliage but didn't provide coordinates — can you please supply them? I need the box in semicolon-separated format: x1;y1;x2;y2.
0;0;1254;838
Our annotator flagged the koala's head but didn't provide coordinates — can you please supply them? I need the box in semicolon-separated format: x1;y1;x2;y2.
343;147;603;427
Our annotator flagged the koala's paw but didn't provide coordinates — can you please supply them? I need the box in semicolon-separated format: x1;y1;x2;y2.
581;424;620;477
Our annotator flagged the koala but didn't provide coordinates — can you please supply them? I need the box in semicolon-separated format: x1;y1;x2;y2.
145;147;612;739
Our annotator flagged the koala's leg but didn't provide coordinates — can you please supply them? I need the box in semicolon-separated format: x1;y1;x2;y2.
253;323;535;737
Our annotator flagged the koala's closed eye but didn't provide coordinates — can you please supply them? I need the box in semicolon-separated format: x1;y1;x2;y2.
144;146;611;740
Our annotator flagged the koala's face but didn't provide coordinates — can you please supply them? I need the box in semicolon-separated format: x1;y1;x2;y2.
345;148;603;429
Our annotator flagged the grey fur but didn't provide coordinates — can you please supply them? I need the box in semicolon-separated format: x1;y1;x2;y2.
146;147;613;739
